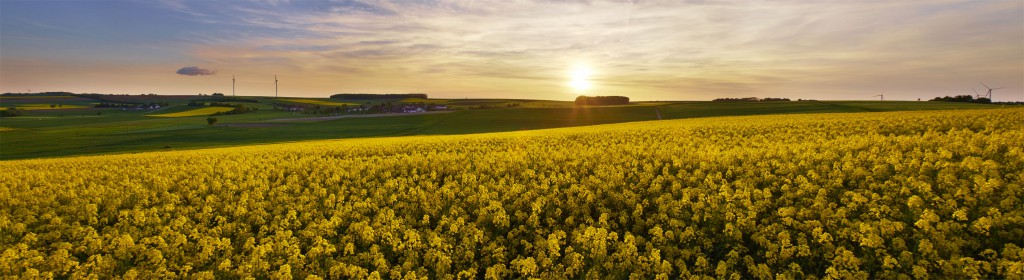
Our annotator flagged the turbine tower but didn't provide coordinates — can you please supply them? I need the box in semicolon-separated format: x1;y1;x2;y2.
873;94;884;101
980;82;1002;100
232;75;236;97
275;75;279;98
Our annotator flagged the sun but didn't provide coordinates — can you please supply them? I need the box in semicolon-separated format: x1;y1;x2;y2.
569;67;592;91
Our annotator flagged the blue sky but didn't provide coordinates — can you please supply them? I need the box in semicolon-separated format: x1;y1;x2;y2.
1;0;1022;101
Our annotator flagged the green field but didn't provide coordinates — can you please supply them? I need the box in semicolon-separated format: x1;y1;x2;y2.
0;94;1009;160
149;106;236;117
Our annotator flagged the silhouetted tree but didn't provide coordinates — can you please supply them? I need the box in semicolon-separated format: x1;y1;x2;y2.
575;96;630;106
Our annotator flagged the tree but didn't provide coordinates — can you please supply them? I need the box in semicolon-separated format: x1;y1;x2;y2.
206;117;218;125
575;96;630;106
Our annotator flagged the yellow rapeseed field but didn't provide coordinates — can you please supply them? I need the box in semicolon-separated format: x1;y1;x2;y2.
148;106;235;117
1;109;1022;279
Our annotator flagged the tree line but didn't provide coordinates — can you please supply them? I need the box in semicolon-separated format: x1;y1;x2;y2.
575;96;630;106
930;95;991;103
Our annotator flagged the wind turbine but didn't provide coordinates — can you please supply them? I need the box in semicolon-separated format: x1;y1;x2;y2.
232;75;236;97
972;89;980;99
275;75;279;99
873;94;884;101
980;83;1002;100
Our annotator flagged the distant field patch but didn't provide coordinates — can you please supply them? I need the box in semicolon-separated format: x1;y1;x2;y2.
219;123;289;128
149;106;234;117
446;99;525;106
0;95;74;99
399;98;449;104
0;127;16;131
519;100;574;108
0;96;93;104
3;104;89;110
280;98;357;106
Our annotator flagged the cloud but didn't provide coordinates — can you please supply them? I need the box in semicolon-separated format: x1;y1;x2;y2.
176;66;217;76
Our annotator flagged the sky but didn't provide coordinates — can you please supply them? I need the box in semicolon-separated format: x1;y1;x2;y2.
1;0;1022;101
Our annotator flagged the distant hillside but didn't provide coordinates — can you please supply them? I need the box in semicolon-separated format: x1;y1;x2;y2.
1;91;76;96
330;93;427;99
